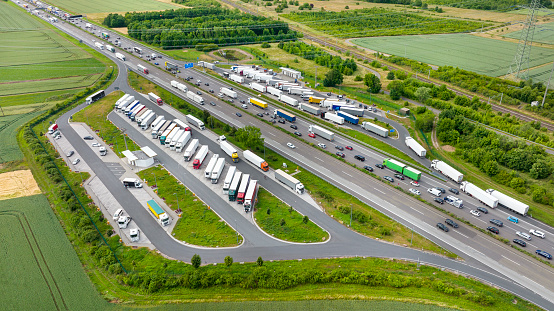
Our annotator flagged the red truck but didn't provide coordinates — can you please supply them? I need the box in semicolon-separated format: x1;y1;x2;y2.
192;145;208;169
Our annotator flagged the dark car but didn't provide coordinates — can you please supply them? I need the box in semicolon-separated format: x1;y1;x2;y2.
437;223;449;232
383;176;394;182
294;131;302;136
487;226;499;234
489;219;503;227
83;136;94;140
513;239;527;247
290;124;298;130
336;152;345;158
354;155;365;161
278;119;285;124
445;219;459;228
536;250;552;260
240;100;246;104
434;197;444;204
209;89;214;93
335;146;344;151
236;112;242;117
394;174;404;180
66;150;74;157
205;82;209;86
477;207;488;214
210;102;216;106
363;165;373;172
376;163;384;169
196;91;202;95
449;188;459;195
257;113;264;117
345;146;353;150
436;187;446;193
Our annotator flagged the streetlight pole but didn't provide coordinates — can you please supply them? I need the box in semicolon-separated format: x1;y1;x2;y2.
121;128;128;150
350;204;352;227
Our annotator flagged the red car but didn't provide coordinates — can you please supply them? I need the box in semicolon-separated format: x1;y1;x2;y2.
336;152;345;158
308;133;316;138
345;146;353;150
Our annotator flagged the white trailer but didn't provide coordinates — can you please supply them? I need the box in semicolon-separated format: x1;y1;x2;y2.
116;95;134;111
460;182;498;209
184;139;199;161
405;137;426;157
267;86;283;97
361;121;388;138
105;45;115;53
275;169;304;194
211;158;226;184
340;106;364;117
288;88;305;95
94;42;104;50
220;87;237;99
431;160;463;183
177;82;188;93
223;166;237;194
114;94;130;109
204;154;220;178
169;129;185;150
151;115;165;129
124;100;139;115
185;114;205;130
115;52;125;61
164;127;181;147
321;99;345;108
175;131;191;152
324;112;344;125
250;82;266;93
171;80;179;88
141;113;156;130
186;91;204;104
230;74;244;84
255;74;273;83
151;120;167;139
299;103;321;115
486;189;529;215
279;94;299;107
309;125;334;141
135;109;151;124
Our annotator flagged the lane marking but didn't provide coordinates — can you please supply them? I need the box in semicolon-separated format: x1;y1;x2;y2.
502;255;521;266
374;188;385;195
314;157;323;162
342;171;352;177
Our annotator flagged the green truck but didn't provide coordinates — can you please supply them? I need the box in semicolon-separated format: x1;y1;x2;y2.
383;158;421;181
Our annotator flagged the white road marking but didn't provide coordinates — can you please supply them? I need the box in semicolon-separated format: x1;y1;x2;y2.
409;206;424;215
314;157;323;162
343;171;352;177
456;231;470;239
502;255;521;266
374;188;385;195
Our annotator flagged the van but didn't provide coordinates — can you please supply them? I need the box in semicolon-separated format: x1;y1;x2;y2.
507;216;519;223
113;208;124;221
427;188;442;197
241;104;248;109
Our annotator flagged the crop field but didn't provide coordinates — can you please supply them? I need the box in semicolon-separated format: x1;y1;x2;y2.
504;21;554;45
0;195;107;310
0;110;45;163
44;0;179;14
528;63;554;85
352;34;554;77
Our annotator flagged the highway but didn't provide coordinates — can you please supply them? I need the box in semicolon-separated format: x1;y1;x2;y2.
20;1;554;308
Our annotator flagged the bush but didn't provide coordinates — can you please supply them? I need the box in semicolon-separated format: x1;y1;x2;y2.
387;71;395;80
225;256;234;266
192;254;201;268
354;75;363;81
302;215;309;224
280;218;286;226
261;42;271;48
257;256;264;266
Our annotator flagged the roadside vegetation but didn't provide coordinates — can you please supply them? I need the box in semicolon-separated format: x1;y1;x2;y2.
137;165;242;247
254;187;328;243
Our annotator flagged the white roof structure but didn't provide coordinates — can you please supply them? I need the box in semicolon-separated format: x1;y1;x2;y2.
280;67;303;79
122;147;157;168
141;146;157;158
122;150;138;162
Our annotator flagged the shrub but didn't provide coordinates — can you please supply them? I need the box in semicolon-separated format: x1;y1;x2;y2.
302;215;309;224
192;254;201;268
257;256;264;266
225;256;234;266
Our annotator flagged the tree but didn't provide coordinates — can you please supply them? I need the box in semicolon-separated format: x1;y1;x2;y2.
102;13;126;28
386;71;395;80
483;160;499;176
224;256;233;267
364;73;381;93
191;254;201;268
302;215;309;224
530;160;551;179
415;87;431;103
388;80;404;100
257;256;264;266
261;42;271;48
323;68;343;87
235;126;264;148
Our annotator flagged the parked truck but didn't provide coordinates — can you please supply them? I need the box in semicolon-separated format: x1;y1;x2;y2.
405;137;426;157
308;96;325;104
175;131;191;152
299;103;321;116
309;125;334;141
249;98;268;109
122;178;142;188
165;61;178;72
324;112;344;125
173;119;191;132
193;145;209;169
340;106;364;117
250;82;266;93
136;110;152;124
403;166;422;181
243;150;269;171
431;160;463;183
204;154;220;178
223;166;237;194
114;94;130;109
151;115;165;129
116;95;134;111
274;109;296;122
186;91;204;104
275;169;304;194
444;195;464;208
159;124;178;145
230;74;244;84
185;114;205;130
243;180;259;212
383;158;405;174
279;94;299;107
115;52;126;61
236;174;251;204
361;121;388;138
137;64;149;74
134;109;149;123
147;199;171;226
211;158;226;184
228;171;243;200
460;182;498;209
151;120;167;139
184;139;199;160
141;113;156;130
267;86;282;97
169;129;185;150
220;87;238;98
288;88;304;95
171;80;188;93
148;92;163;105
337;111;359;125
48;123;58;134
130;105;146;121
220;140;239;163
124;100;139;115
485;189;529;216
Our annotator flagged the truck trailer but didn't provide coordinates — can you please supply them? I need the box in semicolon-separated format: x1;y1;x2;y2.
309;96;325;104
193;145;209;169
228;172;243;200
165;61;178;72
405;137;426;157
236;174;251;204
184;139;199;161
250;82;266;93
220;87;238;98
223;166;237;194
175;131;191;152
173;119;191;132
220;140;239;162
141;113;156;130
115;52;126;61
122;178;142;188
485;189;529;216
430;160;463;183
151;115;165;129
337;111;359;125
115;94;131;110
275;169;304;194
151;120;167;139
94;42;104;50
186;91;204;104
243;180;259;212
309;125;334;141
274;109;296;122
136;110;152;124
211;158;226;184
185;114;205;130
381;159;421;181
324;112;344;125
148;92;163;105
243;150;269;171
159;124;177;145
298;103;321;116
361;121;388;138
460;182;498;209
137;64;149;74
105;45;115;53
124;100;139;115
86;90;105;105
279;94;299;107
340;106;364;117
147;199;171;226
230;74;244;84
168;129;185;150
288;88;305;95
267;86;283;97
249;98;268;109
204;154;219;178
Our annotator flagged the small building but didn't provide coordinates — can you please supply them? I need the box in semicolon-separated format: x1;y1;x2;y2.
399;107;410;116
122;146;157;168
280;67;303;80
531;101;540;107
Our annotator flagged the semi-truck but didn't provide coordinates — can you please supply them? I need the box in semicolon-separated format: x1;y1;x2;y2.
220;87;237;98
186;91;204;104
86;90;105;105
159;124;178;145
165;61;178;72
173;119;191;132
141;113;156;130
340;106;364;117
228;172;243;200
460;182;498;209
137;64;149;74
405;137;426;157
324;112;344;125
445;195;464;208
243;150;269;171
134;109;149;123
288;88;304;95
382;158;421;181
133;47;142;54
148;92;163;105
211;158;226;184
175;131;191;152
48;123;58;134
279;94;299;107
185;114;205;130
299;103;321;116
151;115;165;129
198;61;215;69
485;189;529;216
223;166;237;194
147;199;171;226
230;74;244;84
255;74;273;83
123;100;139;115
130;105;146;121
309;96;325;104
151;120;167;139
136;110;152;124
184;139;199;160
122;178;142;188
243;180;259;212
171;80;188;93
274;109;296;122
115;52;126;61
116;94;133;111
431;160;463;183
249;98;268;109
162;127;179;146
193;145;209;169
337;111;359;125
275;169;304;194
361;121;388;138
94;42;104;50
309;125;334;141
105;45;115;53
250;82;266;93
168;129;185;150
220;140;239;162
267;86;282;97
204;154;219;178
236;174;251;204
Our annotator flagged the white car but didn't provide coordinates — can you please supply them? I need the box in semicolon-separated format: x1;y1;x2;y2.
470;210;481;217
530;229;546;239
72;158;80;165
317;143;326;149
287;142;296;149
113;208;124;221
516;231;532;241
410;181;419;187
409;188;420;195
92;143;101;147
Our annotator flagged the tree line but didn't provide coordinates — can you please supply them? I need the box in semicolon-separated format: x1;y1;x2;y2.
278;41;357;75
426;0;551;11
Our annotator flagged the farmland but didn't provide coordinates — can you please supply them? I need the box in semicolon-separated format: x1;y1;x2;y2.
0;110;45;163
351;34;554;77
504;21;554;45
41;0;179;14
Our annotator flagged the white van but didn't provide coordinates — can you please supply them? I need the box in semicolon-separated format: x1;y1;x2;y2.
317;143;326;149
113;208;124;221
241;104;248;109
427;188;442;197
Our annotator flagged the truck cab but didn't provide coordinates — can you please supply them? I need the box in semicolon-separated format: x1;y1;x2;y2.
117;216;131;229
99;146;107;156
130;229;140;242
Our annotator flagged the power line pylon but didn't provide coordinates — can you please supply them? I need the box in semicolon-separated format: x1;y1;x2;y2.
507;0;541;81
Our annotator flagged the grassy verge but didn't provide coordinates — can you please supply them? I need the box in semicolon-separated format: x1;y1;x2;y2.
137;165;242;247
71;91;141;156
254;187;329;243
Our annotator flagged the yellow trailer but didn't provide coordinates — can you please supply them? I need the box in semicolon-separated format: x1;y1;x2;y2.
249;97;268;109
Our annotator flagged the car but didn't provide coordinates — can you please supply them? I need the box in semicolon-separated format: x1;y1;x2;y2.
72;158;80;165
434;197;444;204
270;119;276;124
449;188;459;195
327;92;332;96
335;152;345;158
410;181;419;187
335;145;344;151
470;210;481;217
309;133;316;138
437;223;449;232
236;112;242;117
383;176;394;182
290;124;298;130
445;219;458;228
409;188;421;195
477;206;488;214
210;102;216;106
154;62;159;65
294;131;302;136
287;142;296;149
536;250;552;259
303;97;309;101
205;82;209;86
264;111;269;115
54;134;62;140
83;136;94;140
436;187;446;193
278;119;285;124
363;165;373;172
512;239;527;247
394;174;404;180
354;155;365;161
489;219;503;227
229;99;234;103
196;91;202;95
530;229;545;239
256;113;264;117
345;146;353;150
516;231;532;240
507;216;519;223
487;226;499;234
66;150;74;157
209;89;214;93
317;143;326;149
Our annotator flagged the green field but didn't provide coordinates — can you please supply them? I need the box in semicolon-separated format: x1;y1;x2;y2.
0;110;45;163
0;195;108;310
0;89;80;108
44;0;179;14
504;21;554;45
352;34;554;77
